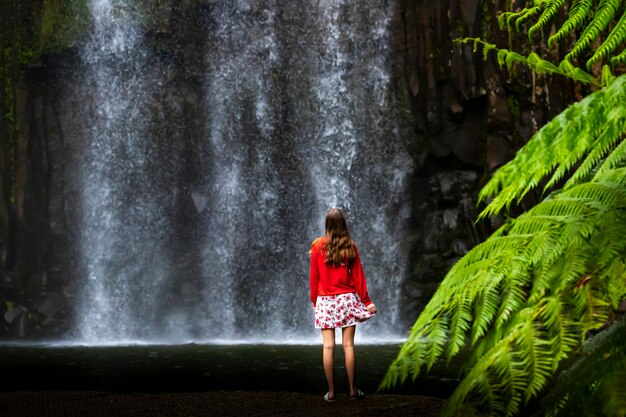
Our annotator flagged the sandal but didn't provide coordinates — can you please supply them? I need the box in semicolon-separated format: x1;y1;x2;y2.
324;392;336;402
349;388;365;400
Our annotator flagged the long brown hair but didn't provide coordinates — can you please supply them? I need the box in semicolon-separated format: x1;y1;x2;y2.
324;208;356;267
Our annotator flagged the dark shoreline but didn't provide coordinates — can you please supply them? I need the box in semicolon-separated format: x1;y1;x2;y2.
0;343;458;396
0;391;445;417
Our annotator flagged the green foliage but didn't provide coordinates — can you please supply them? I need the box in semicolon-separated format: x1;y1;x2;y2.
610;47;626;66
499;0;626;70
39;0;90;53
528;0;566;40
387;2;626;416
456;38;599;85
533;317;626;417
586;5;626;69
548;0;593;47
478;74;626;219
499;6;542;32
379;167;626;416
566;0;621;65
602;64;617;86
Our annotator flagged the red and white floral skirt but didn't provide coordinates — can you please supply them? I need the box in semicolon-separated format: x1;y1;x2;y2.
314;292;374;329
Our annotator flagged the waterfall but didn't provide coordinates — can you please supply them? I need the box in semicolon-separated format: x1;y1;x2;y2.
75;0;171;341
195;0;413;340
68;0;413;343
298;0;414;336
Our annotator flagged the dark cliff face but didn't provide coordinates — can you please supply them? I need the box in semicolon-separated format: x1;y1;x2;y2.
390;0;575;324
1;0;571;340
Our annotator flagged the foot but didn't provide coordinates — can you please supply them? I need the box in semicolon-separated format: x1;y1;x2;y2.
349;388;365;400
324;392;336;402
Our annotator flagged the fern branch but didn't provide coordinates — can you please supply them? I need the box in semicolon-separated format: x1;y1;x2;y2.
455;38;599;85
499;7;542;32
533;317;626;417
588;7;626;69
381;170;626;416
528;0;566;40
548;0;594;47
610;47;626;66
565;0;622;62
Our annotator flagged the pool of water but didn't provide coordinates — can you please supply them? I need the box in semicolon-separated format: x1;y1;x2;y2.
0;343;459;396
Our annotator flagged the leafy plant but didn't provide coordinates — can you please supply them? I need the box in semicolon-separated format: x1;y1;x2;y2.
500;0;626;70
380;2;626;416
456;38;600;86
532;315;626;417
380;162;626;416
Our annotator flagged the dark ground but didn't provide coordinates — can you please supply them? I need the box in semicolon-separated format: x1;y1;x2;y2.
0;343;453;416
0;391;445;417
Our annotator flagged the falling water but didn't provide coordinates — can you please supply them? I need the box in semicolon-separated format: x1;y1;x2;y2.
75;0;171;341
303;0;413;335
69;0;414;343
196;0;413;340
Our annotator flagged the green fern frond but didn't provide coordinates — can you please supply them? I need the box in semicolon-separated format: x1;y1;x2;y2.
499;8;528;30
516;6;542;32
594;134;626;178
479;74;626;219
563;116;624;187
455;38;600;85
406;3;626;415
588;8;626;69
610;47;626;66
548;0;594;47
604;259;626;307
471;280;503;344
528;0;566;40
558;59;600;84
499;7;543;32
534;317;626;417
602;64;616;87
447;292;474;359
382;168;626;415
565;0;621;62
498;0;626;68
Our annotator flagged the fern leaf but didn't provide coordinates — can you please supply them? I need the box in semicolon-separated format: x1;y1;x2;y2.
446;293;473;359
499;7;544;32
594;166;626;183
610;47;626;66
535;317;626;417
565;0;621;62
563;113;626;188
383;167;626;415
594;132;626;178
548;0;594;47
516;6;543;32
471;280;503;344
602;64;616;87
457;39;600;85
588;7;626;69
499;8;539;31
528;0;566;40
527;52;561;74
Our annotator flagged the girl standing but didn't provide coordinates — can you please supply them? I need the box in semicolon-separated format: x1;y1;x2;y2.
309;208;378;402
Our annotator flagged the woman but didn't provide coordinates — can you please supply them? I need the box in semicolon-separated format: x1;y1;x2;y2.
309;208;378;402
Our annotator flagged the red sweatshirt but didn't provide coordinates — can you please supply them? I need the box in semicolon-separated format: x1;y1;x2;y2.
309;237;374;308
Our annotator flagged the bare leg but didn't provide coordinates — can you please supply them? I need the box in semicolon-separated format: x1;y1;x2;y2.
342;325;357;396
321;328;336;399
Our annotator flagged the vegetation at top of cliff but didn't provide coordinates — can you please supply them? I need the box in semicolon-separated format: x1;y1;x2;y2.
39;0;90;53
381;1;626;416
501;0;626;71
